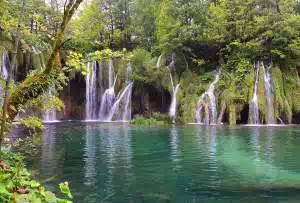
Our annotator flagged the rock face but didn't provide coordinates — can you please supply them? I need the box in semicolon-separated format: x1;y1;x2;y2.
3;49;300;124
131;84;171;118
57;74;86;120
57;72;172;121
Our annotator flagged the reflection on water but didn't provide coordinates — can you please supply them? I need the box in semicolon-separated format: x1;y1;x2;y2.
39;125;65;190
12;124;300;203
250;127;260;161
84;125;97;186
170;127;181;171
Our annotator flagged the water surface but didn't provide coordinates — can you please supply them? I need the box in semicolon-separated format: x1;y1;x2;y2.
16;123;300;202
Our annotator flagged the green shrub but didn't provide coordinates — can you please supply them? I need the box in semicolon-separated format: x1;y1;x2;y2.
19;116;44;135
0;149;73;203
130;114;167;126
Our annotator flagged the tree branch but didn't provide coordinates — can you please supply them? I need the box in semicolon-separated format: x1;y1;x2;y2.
6;0;83;123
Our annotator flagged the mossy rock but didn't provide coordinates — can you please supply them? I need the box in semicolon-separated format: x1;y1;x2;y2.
179;94;198;123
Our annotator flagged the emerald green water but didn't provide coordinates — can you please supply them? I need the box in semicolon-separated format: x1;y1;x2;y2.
21;123;300;202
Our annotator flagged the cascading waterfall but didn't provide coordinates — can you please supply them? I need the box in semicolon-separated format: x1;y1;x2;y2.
195;69;221;125
91;61;133;121
248;61;275;125
103;63;133;121
43;90;57;122
86;61;99;120
106;82;133;121
85;59;133;122
0;51;9;80
156;54;163;69
99;60;117;120
249;62;260;124
99;76;117;120
32;46;46;69
262;62;275;124
167;64;179;123
122;63;133;121
0;52;9;106
169;84;180;124
108;60;115;88
167;53;180;123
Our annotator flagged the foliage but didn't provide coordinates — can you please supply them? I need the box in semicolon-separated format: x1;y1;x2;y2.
13;136;41;158
0;149;73;203
152;112;172;124
2;0;300;126
65;51;87;75
131;48;164;85
19;116;44;135
130;114;167;126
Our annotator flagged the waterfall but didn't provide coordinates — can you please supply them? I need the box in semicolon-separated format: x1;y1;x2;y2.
0;52;9;80
0;52;9;106
166;53;180;124
86;61;99;120
156;54;163;69
195;94;205;124
248;61;275;125
99;60;116;120
108;60;115;88
122;63;133;121
99;77;117;120
262;62;275;124
121;85;132;121
32;46;46;69
195;69;221;125
43;90;57;122
249;62;260;124
85;59;133;122
44;108;57;122
169;84;180;124
106;82;133;121
98;62;133;121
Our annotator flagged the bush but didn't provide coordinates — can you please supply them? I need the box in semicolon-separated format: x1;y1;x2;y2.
19;116;44;136
0;149;73;203
130;114;167;126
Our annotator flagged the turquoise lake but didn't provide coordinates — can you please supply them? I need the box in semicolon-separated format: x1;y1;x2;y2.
16;123;300;202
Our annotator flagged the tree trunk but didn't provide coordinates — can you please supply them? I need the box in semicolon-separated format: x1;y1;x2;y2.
0;0;26;153
6;0;83;124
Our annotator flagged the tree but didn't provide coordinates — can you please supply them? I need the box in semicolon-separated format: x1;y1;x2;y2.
0;0;84;149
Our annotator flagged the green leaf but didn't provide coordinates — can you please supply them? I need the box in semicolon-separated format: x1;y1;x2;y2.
0;183;10;196
30;180;41;188
44;191;57;203
59;182;73;199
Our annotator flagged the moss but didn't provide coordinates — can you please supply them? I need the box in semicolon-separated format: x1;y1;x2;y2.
272;67;285;120
179;94;198;123
283;69;300;113
229;104;236;125
257;63;267;123
178;69;214;123
246;68;255;104
271;66;297;123
284;100;293;123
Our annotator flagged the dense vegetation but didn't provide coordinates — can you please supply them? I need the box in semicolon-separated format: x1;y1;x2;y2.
1;0;300;202
68;0;300;124
1;0;300;127
0;147;73;202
